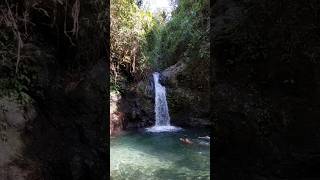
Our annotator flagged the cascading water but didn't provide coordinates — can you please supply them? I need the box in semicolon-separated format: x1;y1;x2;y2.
146;72;181;132
154;72;170;126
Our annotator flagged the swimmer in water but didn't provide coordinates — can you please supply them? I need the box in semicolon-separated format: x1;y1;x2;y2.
179;136;193;144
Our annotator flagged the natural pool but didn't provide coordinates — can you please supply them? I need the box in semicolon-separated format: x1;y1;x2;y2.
110;128;210;180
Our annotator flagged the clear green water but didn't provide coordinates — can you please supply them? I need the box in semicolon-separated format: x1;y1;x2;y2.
110;128;210;180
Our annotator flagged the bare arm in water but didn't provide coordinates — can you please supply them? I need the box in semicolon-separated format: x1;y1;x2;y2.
198;136;210;140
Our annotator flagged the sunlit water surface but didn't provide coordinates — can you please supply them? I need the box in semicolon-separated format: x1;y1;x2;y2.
110;128;210;180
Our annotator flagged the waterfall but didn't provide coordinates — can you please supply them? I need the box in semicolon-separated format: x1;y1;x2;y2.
146;72;181;132
154;72;171;126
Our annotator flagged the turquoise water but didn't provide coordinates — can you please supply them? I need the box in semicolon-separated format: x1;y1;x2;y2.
110;128;210;180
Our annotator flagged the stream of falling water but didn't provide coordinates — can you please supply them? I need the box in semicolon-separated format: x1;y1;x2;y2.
146;72;181;132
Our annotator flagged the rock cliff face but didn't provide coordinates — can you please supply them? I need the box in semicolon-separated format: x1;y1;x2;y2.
212;0;320;179
110;92;124;136
114;58;210;131
111;79;154;132
160;60;211;128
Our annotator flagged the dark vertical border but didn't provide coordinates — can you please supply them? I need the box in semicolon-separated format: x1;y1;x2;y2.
209;0;213;178
106;0;111;179
210;0;216;179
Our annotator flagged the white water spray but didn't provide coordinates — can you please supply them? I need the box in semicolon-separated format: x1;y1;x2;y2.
146;72;181;132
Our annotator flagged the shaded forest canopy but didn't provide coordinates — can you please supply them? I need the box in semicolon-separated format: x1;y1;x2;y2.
0;0;107;103
212;0;320;179
0;0;108;179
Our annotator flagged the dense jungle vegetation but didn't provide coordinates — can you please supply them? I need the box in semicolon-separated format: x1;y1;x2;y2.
110;0;210;92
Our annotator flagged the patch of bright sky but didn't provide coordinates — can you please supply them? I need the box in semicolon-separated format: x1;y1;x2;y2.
140;0;178;21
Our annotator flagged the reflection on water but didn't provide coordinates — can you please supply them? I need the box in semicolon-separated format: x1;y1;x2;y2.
110;128;210;180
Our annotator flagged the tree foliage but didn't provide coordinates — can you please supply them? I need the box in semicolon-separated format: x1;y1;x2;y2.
142;0;210;70
110;0;156;90
110;0;210;91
